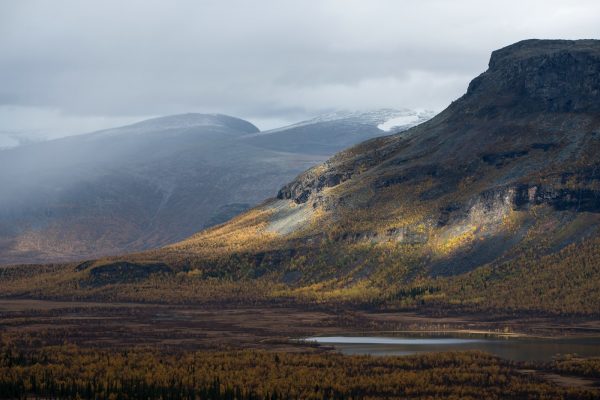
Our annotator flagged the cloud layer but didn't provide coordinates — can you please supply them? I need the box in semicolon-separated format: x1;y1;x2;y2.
1;0;599;138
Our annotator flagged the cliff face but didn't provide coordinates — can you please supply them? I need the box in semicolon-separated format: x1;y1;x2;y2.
469;39;600;114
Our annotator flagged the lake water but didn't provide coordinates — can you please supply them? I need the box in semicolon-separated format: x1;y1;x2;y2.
304;335;600;362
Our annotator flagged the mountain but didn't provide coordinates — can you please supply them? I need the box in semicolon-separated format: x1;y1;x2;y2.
244;109;434;155
4;39;598;316
0;110;428;265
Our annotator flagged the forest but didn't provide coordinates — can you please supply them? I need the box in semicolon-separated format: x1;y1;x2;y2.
1;335;599;400
1;231;599;317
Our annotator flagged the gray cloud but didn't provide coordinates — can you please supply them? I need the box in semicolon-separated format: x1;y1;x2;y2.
1;0;599;137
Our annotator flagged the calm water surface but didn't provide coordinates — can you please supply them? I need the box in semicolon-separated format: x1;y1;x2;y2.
304;335;600;362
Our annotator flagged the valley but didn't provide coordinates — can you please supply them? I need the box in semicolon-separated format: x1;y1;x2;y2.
4;0;600;397
2;38;600;399
1;298;599;397
1;298;599;351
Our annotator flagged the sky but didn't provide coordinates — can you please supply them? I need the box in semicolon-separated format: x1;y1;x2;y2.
1;0;599;144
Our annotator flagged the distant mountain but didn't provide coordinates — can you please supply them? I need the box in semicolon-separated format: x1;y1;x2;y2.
244;109;434;155
0;109;429;264
21;39;598;316
94;113;260;137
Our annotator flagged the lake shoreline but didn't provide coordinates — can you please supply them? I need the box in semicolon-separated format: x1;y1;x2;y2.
1;298;599;353
300;334;600;362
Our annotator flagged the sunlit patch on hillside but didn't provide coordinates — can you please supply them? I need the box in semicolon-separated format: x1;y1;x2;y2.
166;206;279;255
264;200;315;235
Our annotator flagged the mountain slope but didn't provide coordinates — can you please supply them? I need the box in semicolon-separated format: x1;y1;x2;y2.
0;110;426;264
3;39;599;315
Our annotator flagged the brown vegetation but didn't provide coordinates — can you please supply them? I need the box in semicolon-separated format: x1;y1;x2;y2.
1;337;598;399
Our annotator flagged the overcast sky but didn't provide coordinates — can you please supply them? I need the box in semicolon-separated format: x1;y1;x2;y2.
1;0;599;144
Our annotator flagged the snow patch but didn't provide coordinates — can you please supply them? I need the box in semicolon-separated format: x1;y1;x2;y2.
377;115;421;131
258;108;436;136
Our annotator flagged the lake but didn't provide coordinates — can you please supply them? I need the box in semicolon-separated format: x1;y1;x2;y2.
304;334;600;362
